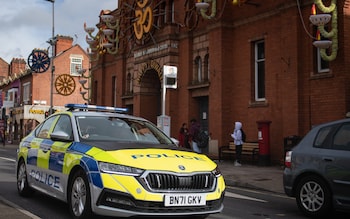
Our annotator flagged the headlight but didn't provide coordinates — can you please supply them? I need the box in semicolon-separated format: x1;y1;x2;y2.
99;162;144;176
212;166;222;177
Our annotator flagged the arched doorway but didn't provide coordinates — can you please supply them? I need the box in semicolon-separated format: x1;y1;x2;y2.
139;69;161;124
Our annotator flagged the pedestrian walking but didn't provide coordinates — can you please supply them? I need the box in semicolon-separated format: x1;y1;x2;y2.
231;121;244;166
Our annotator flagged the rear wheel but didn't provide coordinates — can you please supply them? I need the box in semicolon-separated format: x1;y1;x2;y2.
16;160;34;196
295;175;332;217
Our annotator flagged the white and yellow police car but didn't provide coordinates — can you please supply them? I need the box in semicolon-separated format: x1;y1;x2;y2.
16;104;225;219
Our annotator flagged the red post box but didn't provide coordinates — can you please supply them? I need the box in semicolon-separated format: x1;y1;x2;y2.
257;120;272;166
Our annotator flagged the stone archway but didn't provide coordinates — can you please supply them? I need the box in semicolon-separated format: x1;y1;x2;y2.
139;68;161;124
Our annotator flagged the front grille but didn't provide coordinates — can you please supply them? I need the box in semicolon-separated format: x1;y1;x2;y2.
141;172;216;192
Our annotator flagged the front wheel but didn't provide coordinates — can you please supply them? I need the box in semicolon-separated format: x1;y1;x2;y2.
17;160;34;197
295;175;332;218
68;169;92;219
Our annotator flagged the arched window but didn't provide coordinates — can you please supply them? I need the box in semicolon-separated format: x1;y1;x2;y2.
194;56;202;83
204;54;209;82
112;76;117;106
157;1;166;27
170;0;175;23
93;80;98;104
126;72;133;95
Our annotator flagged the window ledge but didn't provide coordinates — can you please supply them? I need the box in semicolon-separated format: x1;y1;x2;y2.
188;81;210;90
310;71;333;80
249;100;268;108
122;93;134;99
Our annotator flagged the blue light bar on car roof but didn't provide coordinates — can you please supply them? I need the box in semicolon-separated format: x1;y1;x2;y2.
65;104;128;113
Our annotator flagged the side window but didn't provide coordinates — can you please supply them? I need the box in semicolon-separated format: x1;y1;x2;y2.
53;115;73;139
314;125;333;148
333;123;350;151
36;116;57;139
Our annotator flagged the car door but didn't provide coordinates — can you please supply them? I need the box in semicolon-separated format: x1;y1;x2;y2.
27;115;58;193
327;122;350;205
48;114;74;199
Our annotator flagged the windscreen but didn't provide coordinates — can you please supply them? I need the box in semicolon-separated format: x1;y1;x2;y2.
76;116;173;145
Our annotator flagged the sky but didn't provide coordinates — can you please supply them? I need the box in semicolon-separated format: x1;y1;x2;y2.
0;0;118;63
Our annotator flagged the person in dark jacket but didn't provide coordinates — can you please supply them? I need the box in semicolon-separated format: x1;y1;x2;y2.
178;123;190;148
189;119;201;153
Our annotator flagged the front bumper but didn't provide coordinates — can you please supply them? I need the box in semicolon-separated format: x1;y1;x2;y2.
91;173;226;217
93;188;224;217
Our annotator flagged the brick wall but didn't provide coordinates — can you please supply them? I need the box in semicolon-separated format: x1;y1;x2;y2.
91;0;350;163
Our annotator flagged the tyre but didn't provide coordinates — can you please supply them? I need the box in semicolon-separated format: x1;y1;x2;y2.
68;169;93;219
295;175;332;218
16;160;34;197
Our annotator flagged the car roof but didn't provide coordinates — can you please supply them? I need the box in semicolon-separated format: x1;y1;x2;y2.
70;110;147;121
62;103;148;121
313;118;350;129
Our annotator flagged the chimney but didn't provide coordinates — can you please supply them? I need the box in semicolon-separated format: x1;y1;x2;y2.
10;58;27;76
55;35;74;55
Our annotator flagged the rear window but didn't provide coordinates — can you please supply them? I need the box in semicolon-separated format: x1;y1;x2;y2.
314;126;333;147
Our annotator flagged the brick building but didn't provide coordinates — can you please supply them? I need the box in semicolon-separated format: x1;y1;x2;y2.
0;35;89;142
86;0;350;163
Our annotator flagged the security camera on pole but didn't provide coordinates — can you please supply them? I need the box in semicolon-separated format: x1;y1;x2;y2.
157;65;177;137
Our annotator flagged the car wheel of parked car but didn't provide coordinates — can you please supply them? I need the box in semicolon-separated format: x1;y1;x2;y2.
68;169;92;219
17;160;34;197
295;175;332;217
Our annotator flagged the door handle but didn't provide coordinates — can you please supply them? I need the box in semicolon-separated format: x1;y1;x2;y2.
322;157;334;162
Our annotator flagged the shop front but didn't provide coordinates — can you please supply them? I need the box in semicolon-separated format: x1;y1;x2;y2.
10;105;65;143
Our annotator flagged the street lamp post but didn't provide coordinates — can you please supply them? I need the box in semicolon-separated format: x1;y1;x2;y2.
45;0;56;115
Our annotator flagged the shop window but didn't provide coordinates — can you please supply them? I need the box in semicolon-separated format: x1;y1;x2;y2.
254;40;265;101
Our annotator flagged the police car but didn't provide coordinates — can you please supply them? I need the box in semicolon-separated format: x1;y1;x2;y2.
16;104;225;219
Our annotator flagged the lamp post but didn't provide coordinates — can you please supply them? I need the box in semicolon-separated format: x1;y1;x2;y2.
45;0;56;115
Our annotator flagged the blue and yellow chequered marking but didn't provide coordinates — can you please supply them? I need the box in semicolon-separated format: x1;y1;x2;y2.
22;136;105;189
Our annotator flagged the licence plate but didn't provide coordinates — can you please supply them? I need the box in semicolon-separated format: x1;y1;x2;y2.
164;194;206;206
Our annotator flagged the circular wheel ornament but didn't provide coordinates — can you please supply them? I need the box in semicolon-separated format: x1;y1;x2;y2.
27;50;50;73
55;74;76;96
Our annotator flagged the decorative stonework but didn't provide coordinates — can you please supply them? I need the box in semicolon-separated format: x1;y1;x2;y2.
137;60;162;84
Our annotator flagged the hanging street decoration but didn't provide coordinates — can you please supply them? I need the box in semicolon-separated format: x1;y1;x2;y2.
27;49;50;73
55;74;76;96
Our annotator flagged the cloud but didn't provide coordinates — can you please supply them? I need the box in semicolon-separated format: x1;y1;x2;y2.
0;0;118;63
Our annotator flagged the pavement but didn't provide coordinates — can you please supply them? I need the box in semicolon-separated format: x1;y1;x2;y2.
0;144;285;218
216;160;285;194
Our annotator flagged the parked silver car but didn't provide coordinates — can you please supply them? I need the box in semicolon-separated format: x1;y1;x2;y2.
283;118;350;217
